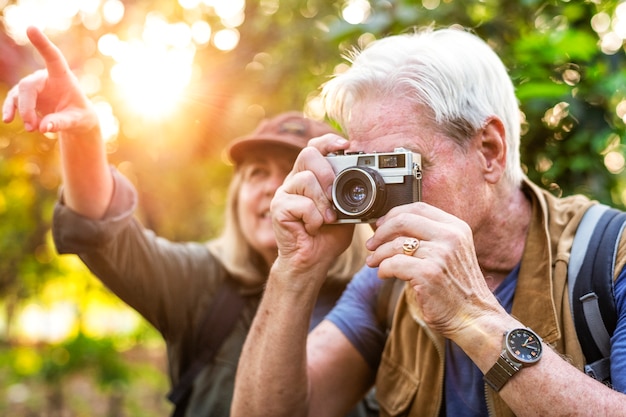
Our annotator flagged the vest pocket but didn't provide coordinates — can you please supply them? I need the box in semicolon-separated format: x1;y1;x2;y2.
376;355;419;416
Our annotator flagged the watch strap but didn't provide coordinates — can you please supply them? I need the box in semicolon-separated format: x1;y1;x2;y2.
484;354;521;392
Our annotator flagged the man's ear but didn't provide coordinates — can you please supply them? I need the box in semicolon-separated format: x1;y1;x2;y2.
479;116;507;184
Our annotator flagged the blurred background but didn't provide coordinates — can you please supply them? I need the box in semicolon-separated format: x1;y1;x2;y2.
1;0;626;415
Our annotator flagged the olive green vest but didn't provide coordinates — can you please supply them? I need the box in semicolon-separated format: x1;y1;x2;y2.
375;180;626;417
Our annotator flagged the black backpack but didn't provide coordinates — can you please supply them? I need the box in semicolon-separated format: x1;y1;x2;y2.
167;278;246;417
568;204;626;385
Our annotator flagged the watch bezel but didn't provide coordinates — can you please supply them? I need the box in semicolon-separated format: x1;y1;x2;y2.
504;327;543;365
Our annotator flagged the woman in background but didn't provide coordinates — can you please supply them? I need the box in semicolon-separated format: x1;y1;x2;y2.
3;27;371;416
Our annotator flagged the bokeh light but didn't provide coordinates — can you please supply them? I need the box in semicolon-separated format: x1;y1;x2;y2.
102;0;124;25
17;302;76;343
93;100;119;142
212;0;245;21
213;28;240;51
2;0;248;123
2;0;78;42
98;14;196;119
191;20;212;45
1;0;245;345
423;0;441;11
592;1;626;55
605;151;625;173
342;0;371;25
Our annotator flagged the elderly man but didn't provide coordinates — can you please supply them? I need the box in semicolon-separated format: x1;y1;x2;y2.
231;27;626;417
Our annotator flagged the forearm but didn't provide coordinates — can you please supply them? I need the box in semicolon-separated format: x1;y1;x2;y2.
232;260;325;417
459;313;626;416
58;127;113;220
500;347;625;416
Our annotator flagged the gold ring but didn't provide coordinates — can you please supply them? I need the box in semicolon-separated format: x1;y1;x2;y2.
402;237;420;256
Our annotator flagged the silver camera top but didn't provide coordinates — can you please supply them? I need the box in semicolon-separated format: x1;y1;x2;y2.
326;147;422;182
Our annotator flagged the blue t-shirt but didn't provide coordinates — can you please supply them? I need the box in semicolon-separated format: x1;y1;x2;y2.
326;264;626;416
327;266;388;370
442;264;518;417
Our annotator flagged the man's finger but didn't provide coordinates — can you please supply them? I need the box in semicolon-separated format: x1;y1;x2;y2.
307;134;349;156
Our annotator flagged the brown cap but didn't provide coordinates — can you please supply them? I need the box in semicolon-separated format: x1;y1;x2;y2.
227;111;338;165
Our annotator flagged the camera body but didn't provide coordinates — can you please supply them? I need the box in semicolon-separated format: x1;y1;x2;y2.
326;148;422;224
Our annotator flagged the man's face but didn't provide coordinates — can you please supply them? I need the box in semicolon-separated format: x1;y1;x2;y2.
344;97;490;228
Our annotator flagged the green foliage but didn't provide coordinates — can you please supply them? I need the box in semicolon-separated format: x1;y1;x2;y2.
0;338;169;416
39;333;129;386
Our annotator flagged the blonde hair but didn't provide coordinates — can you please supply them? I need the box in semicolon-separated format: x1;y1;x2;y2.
207;167;371;287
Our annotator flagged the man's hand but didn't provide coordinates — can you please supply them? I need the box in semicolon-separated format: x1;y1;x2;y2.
365;202;503;338
270;134;354;277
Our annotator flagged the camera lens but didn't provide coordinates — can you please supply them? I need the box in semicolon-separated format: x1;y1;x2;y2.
332;166;386;218
345;180;367;205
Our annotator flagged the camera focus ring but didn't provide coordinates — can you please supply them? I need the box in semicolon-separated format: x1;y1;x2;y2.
331;166;386;219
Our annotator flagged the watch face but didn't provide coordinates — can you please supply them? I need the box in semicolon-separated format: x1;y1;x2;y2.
506;328;542;364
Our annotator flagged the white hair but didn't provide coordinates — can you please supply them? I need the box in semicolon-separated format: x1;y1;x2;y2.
322;27;523;186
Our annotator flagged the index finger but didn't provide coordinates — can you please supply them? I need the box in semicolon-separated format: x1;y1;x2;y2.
307;133;349;156
26;26;70;78
366;203;447;246
291;146;337;197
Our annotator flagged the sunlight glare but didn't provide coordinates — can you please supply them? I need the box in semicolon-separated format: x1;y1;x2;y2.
101;16;196;119
305;94;325;121
3;0;79;43
79;0;100;14
342;0;371;25
168;22;193;49
98;32;120;56
79;73;101;96
83;301;142;337
102;0;125;25
179;0;201;9
213;28;240;51
93;100;119;142
191;20;212;45
17;302;75;343
221;9;245;28
213;0;245;20
110;42;195;118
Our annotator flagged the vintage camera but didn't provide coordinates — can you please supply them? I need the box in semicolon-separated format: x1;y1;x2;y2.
326;148;422;224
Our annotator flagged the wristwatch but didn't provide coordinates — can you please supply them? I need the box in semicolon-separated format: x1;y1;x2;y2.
484;327;543;392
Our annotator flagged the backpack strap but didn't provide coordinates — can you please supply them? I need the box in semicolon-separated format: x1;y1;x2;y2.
167;278;246;416
568;204;626;384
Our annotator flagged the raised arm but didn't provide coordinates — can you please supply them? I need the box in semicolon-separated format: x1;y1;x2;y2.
2;26;112;219
231;136;374;417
